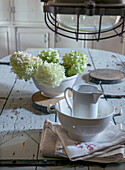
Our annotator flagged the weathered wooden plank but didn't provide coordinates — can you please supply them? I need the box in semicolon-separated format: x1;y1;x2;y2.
0;99;6;114
88;49;124;71
99;52;125;96
0;167;36;170
0;131;13;145
13;108;55;131
104;162;125;170
101;81;125;96
37;166;75;170
76;165;91;170
0;78;55;132
117;53;125;68
0;104;54;133
25;129;42;144
0;109;17;132
88;49;125;97
0;55;10;63
88;165;104;170
0;65;16;98
0;131;38;160
8;78;38;99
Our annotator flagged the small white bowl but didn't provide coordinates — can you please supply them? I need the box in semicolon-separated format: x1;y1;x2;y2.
32;75;77;98
48;98;122;141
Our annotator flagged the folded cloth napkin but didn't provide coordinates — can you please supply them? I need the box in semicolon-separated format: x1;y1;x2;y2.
40;119;125;163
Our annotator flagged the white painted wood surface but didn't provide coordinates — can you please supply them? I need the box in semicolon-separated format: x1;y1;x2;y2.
0;27;10;58
16;27;51;51
0;48;125;169
13;0;43;22
0;0;11;22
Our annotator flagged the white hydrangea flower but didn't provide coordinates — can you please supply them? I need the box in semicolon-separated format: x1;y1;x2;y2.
10;51;43;80
10;49;88;88
35;61;66;88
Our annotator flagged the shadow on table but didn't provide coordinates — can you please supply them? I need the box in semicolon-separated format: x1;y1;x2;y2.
0;129;42;160
0;86;52;116
2;96;52;115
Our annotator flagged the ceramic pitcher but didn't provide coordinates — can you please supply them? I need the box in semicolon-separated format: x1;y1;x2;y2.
64;84;104;118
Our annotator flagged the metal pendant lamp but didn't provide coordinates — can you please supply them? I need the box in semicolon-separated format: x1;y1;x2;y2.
41;0;125;41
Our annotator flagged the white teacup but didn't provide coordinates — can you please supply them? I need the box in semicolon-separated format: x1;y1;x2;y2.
64;84;104;118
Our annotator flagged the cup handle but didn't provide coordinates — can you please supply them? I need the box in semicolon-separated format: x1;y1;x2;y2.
64;87;73;114
113;107;123;118
47;104;56;114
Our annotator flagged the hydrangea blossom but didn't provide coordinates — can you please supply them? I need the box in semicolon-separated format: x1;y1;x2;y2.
35;61;66;87
62;51;88;77
10;49;88;88
10;51;43;80
37;48;61;64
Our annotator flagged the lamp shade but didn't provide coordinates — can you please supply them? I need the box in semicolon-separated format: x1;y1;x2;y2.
41;0;125;41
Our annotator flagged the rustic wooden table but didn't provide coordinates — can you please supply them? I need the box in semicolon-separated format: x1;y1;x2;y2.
0;48;125;170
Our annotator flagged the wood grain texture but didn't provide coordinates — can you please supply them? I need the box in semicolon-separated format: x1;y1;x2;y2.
90;69;124;84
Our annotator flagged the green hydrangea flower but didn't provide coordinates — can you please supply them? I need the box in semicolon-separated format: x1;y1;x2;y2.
10;51;43;80
35;61;66;88
62;51;88;77
10;49;88;88
37;48;60;64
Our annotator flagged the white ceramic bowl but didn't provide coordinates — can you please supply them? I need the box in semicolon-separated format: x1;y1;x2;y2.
32;75;77;98
48;98;121;141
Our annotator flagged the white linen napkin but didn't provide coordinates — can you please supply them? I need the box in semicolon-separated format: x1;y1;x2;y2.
40;119;125;163
40;119;61;158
